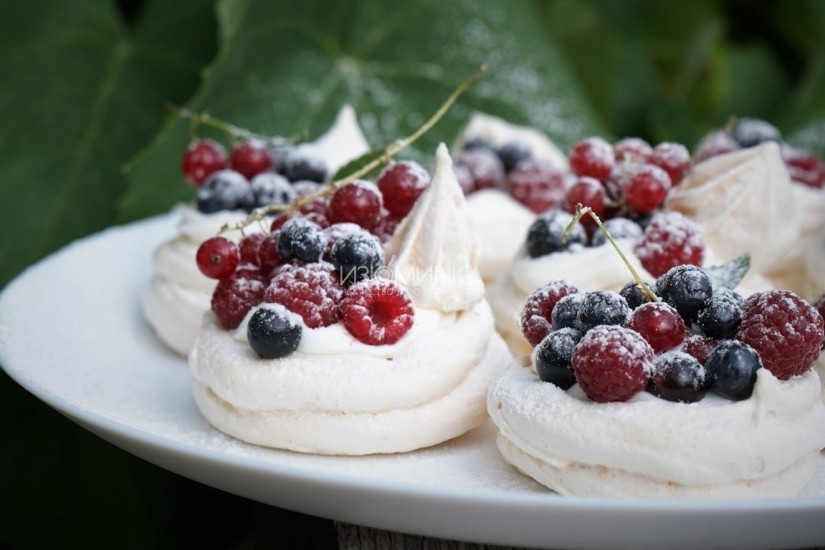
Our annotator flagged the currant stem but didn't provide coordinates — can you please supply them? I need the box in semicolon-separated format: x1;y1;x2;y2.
167;103;293;146
564;204;659;302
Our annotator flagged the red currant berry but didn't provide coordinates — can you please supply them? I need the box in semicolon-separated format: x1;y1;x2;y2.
328;181;383;229
613;137;652;163
182;139;227;187
623;164;671;214
694;131;739;163
650;142;690;185
196;236;240;279
230;140;272;180
506;160;566;213
377;161;431;218
563;177;606;224
682;334;718;365
569;137;615;181
270;213;290;232
257;233;284;275
626;301;685;353
784;150;825;188
238;233;267;266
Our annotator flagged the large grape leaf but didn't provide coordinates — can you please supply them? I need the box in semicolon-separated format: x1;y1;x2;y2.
118;0;605;221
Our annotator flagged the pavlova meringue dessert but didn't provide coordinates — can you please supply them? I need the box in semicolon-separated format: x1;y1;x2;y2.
143;105;371;355
189;143;511;455
489;258;825;498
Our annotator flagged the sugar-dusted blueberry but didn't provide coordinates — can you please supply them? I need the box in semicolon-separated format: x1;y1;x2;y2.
729;117;781;148
279;144;329;183
648;351;707;403
197;169;255;213
577;290;630;333
525;210;586;258
656;265;713;323
534;328;582;390
247;304;302;359
462;136;494;152
250;173;295;208
331;230;385;284
591;217;644;247
705;340;762;401
277;217;327;263
619;280;654;310
497;141;532;173
551;293;585;331
696;289;743;339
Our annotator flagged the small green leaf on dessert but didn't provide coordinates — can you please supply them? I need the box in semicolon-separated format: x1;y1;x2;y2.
705;254;751;290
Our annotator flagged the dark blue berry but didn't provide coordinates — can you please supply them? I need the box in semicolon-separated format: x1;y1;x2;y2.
551;293;585;331
591;217;643;247
247;304;302;358
706;340;762;401
497;141;532;173
462;137;494;152
656;265;713;323
525;210;586;258
577;290;630;333
197;170;255;213
278;217;326;263
647;351;707;403
619;281;655;310
696;289;743;339
535;328;581;389
331;230;384;284
279;145;329;183
250;173;295;208
729;118;781;148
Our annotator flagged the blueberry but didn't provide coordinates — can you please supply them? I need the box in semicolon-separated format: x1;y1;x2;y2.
278;217;326;263
462;136;494;152
577;290;630;333
696;289;743;339
525;210;586;258
331;230;384;284
279;144;329;183
551;293;585;331
497;141;532;173
647;351;707;403
619;280;655;310
534;328;581;390
197;170;255;213
656;265;713;323
706;340;762;401
591;217;643;247
247;304;302;359
729;118;781;148
250;173;295;208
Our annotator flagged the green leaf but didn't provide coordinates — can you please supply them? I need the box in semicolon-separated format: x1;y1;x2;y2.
705;254;751;290
117;0;605;222
331;148;387;182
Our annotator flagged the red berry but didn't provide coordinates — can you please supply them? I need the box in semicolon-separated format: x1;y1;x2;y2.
563;176;606;224
682;334;719;365
735;290;825;380
572;325;653;402
613;137;652;163
650;142;690;185
328;181;383;229
211;267;267;330
626;301;685;353
299;197;329;218
623;164;671;214
196;236;240;279
784;150;825;188
230;140;272;180
377;161;431;218
694;131;740;163
340;279;414;345
182;139;227;186
506;160;567;214
372;213;403;244
520;280;583;347
634;212;705;277
238;233;267;265
569;137;615;181
257;232;284;274
455;149;505;192
264;263;344;329
270;213;290;232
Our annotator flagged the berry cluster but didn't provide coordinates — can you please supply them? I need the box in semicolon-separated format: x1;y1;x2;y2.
694;117;825;188
522;265;825;404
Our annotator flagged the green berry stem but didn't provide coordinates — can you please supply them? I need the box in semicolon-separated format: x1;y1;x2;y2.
167;103;296;146
564;204;659;302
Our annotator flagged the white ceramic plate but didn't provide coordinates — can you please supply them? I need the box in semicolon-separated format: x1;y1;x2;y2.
2;213;825;549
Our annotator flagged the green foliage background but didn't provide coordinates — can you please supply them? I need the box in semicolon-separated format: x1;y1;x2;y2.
2;0;825;546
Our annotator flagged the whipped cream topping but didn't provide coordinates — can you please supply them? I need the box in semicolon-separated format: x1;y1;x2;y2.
489;361;825;497
385;143;485;312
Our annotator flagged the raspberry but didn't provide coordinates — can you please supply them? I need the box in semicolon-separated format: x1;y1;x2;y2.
571;325;653;402
648;351;707;403
230;140;272;180
196;236;240;280
649;142;690;185
340;279;414;345
456;148;505;191
656;265;712;323
182;139;227;186
634;212;705;277
211;267;268;330
563;177;606;224
694;130;739;163
682;334;718;365
497;141;532;172
525;209;586;258
577;290;630;333
735;290;825;380
569;137;615;181
505;160;567;213
264;263;344;329
784;150;825;188
520;280;583;347
730;118;781;148
376;160;430;218
623;164;671;214
534;327;581;390
328;181;383;229
613;137;652;162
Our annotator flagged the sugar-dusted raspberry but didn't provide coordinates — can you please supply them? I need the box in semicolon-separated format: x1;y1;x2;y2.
682;333;719;366
613;137;652;163
623;164;671;214
569;137;615;181
649;142;690;185
340;279;414;345
230;140;272;180
328;180;383;229
572;325;654;402
735;290;825;380
694;130;740;163
238;233;267;266
563;177;606;224
376;160;430;218
211;267;268;330
456;148;505;191
784;149;825;189
520;280;583;347
264;263;344;329
505;160;567;213
182;139;227;186
634;211;705;277
196;236;240;280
